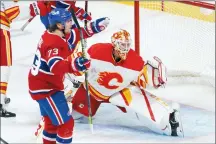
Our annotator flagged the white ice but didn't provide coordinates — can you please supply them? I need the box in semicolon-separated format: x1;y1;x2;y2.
1;1;215;143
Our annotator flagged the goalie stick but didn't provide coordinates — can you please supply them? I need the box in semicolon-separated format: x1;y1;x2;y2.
70;2;94;134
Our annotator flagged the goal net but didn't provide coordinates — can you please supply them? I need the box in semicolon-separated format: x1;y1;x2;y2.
121;1;215;87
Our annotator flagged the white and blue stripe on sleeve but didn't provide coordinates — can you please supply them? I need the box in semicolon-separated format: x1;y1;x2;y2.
48;56;64;71
55;1;70;9
67;29;77;50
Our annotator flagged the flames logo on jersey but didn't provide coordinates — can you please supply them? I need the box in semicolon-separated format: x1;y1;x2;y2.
97;72;123;89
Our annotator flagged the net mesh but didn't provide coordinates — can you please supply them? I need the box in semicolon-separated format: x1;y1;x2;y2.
117;1;215;87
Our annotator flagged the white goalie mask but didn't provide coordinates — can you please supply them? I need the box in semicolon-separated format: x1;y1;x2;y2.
111;29;132;60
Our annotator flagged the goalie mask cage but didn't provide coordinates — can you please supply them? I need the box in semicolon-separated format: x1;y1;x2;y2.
132;1;215;87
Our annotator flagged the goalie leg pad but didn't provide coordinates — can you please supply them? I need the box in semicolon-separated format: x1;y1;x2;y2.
72;84;101;117
109;85;183;136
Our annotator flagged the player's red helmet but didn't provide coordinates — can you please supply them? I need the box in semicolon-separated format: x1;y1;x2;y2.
111;29;131;60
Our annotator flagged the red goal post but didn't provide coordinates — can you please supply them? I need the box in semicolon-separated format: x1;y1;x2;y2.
133;1;215;87
134;1;215;55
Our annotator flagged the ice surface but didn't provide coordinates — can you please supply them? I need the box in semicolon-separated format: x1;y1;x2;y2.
1;1;215;143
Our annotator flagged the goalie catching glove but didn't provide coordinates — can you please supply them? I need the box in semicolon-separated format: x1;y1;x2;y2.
146;56;167;88
138;56;167;89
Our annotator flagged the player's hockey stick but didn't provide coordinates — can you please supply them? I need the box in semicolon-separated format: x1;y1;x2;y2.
21;17;34;31
70;5;94;133
84;1;88;46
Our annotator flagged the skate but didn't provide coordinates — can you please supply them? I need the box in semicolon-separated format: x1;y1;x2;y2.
169;103;184;137
0;104;16;118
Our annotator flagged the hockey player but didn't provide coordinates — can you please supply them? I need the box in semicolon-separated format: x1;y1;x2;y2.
29;1;92;29
70;29;184;137
0;0;41;117
28;8;109;143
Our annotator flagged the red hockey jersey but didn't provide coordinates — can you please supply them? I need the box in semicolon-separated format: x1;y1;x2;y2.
86;43;145;101
28;28;90;100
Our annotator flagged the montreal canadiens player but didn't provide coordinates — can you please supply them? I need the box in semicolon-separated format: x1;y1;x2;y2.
69;29;184;137
28;8;109;143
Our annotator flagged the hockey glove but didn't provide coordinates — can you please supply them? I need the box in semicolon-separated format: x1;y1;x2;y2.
29;2;40;17
85;17;110;36
29;2;50;17
145;56;167;88
74;56;91;72
67;52;91;72
76;7;92;21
